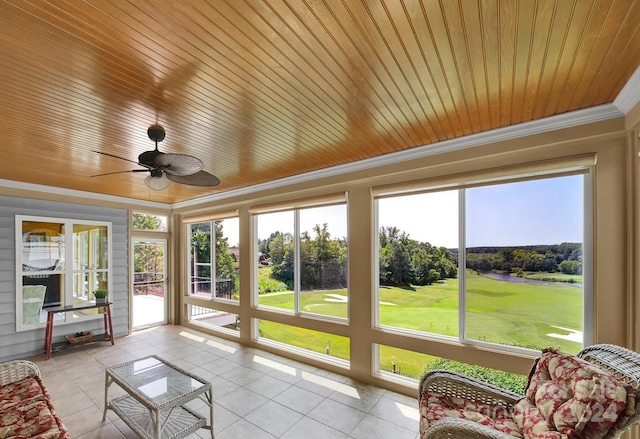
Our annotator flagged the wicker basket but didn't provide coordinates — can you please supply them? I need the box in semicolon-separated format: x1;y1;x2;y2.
65;331;93;344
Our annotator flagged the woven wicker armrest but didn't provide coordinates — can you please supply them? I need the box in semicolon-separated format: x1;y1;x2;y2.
424;416;518;439
577;344;640;437
419;370;522;408
0;360;41;386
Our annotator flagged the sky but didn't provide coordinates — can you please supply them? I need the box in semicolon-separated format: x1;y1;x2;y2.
378;175;583;248
221;175;584;249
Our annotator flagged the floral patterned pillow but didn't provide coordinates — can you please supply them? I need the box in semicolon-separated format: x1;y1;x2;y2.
512;348;633;439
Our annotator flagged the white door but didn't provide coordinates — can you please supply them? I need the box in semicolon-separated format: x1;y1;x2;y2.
132;238;167;329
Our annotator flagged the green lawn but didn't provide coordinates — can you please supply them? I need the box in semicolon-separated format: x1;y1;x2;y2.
258;269;583;378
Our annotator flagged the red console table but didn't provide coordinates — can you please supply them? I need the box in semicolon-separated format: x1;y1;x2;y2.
44;302;114;359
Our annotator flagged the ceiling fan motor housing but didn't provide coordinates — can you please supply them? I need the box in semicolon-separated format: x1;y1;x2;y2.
139;124;166;166
147;124;165;142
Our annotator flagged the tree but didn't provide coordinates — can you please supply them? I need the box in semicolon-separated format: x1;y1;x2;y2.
379;226;414;286
300;224;347;289
190;221;239;297
133;213;164;230
270;232;294;288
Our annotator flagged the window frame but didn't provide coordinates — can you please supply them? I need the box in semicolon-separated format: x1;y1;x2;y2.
16;215;113;331
186;216;240;304
373;162;594;356
251;195;349;323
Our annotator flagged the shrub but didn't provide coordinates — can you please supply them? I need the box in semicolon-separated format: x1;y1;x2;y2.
259;276;289;294
425;358;527;394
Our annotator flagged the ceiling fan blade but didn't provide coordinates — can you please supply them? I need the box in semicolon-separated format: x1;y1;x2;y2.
90;169;149;177
155;153;203;176
93;150;155;170
92;150;140;164
166;170;220;186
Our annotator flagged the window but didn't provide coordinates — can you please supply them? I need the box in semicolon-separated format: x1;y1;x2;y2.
188;304;239;333
254;199;348;321
16;216;111;331
256;319;350;363
187;217;239;302
375;344;526;393
132;212;167;232
374;160;592;355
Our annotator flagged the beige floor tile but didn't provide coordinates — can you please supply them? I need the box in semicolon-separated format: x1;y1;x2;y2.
22;325;419;439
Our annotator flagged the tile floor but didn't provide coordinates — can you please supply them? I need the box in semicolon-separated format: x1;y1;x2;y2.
26;325;420;438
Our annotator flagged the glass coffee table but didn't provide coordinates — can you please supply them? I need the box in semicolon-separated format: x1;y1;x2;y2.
103;355;213;439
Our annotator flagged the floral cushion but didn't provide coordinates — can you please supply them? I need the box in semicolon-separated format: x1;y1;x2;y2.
420;392;523;438
0;378;45;412
512;348;634;439
0;376;70;439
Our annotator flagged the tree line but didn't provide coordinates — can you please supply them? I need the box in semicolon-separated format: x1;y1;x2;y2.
197;217;583;292
464;243;582;276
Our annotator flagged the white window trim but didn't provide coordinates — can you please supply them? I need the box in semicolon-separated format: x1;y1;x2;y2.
16;215;113;332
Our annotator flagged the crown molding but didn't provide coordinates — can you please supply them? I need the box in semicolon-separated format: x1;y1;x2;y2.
0;179;169;209
614;65;640;114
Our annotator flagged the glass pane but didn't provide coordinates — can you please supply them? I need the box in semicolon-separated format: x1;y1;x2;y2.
133;241;165;297
132;213;168;231
377;191;459;336
257;211;294;311
214;218;239;301
21;221;66;312
73;225;108;270
21;221;65;271
189;222;212;297
257;319;349;362
299;205;348;319
378;344;527;393
188;305;239;333
377;344;441;380
465;176;584;353
133;240;166;328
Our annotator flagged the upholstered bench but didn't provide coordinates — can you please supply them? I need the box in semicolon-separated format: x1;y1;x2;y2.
0;360;70;439
419;344;640;439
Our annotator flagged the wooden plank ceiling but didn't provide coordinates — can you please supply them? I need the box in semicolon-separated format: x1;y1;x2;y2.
0;0;638;204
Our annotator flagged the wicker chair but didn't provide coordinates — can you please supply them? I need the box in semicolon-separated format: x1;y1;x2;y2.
0;359;41;385
419;344;640;439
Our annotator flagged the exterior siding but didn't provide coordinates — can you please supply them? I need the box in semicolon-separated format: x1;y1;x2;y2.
0;195;128;362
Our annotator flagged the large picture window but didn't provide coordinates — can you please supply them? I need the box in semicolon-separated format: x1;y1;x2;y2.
374;159;592;357
253;195;348;321
16;216;112;331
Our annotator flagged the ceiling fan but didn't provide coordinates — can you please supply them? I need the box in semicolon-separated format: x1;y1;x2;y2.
92;124;220;190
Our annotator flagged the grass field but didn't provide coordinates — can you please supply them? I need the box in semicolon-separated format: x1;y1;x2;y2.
258;269;583;379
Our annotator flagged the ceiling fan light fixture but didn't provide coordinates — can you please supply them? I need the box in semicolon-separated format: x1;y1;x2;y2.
144;171;170;191
154;153;203;176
